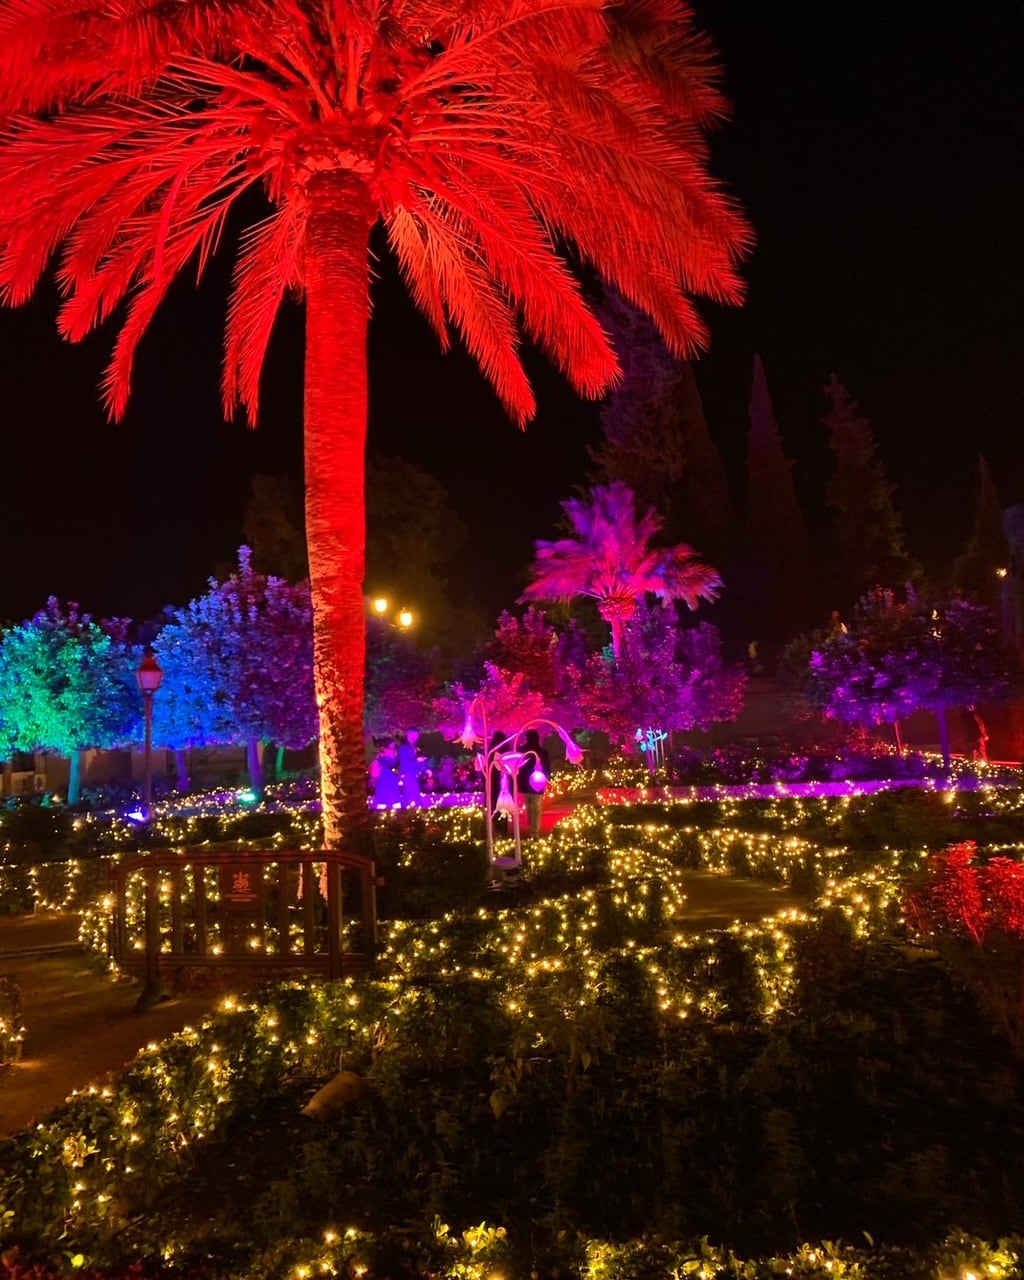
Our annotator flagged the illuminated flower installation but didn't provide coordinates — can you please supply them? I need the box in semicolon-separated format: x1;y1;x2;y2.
459;696;583;864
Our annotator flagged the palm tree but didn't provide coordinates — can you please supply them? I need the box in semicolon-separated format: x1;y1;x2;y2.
521;481;721;657
0;0;749;846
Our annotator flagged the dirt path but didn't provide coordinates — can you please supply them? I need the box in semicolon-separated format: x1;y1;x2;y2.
0;913;220;1137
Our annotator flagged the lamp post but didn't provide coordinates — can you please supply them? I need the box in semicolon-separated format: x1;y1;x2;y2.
136;650;164;817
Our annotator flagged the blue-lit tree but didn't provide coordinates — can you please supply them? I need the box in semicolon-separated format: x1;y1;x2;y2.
153;549;316;794
0;599;139;803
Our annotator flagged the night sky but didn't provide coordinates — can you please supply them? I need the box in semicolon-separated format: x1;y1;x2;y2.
0;2;1018;627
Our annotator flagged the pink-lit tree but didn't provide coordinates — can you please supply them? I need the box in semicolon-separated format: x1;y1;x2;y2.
0;1;748;846
521;482;722;658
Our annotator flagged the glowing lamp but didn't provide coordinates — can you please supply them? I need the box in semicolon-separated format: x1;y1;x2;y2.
397;608;413;628
494;772;517;816
529;767;548;792
563;738;585;765
135;651;164;695
459;713;477;749
372;597;389;614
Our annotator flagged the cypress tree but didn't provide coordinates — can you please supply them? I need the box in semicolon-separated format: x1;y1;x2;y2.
823;374;919;608
952;455;1010;613
740;356;814;651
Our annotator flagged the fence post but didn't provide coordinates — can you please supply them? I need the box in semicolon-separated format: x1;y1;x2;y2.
133;865;168;1014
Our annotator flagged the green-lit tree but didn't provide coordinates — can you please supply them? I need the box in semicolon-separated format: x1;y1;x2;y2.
0;600;139;804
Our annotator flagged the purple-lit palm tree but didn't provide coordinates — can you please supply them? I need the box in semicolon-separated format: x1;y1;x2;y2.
0;1;749;847
521;482;721;657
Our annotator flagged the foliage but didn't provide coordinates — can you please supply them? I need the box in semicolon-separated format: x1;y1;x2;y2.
0;973;23;1066
741;355;814;647
153;548;316;754
952;454;1011;612
375;830;491;921
575;602;744;749
366;453;472;650
431;662;547;743
904;840;1024;1055
6;784;1024;1271
521;482;721;657
589;289;737;572
802;587;1018;737
477;607;586;727
364;617;440;739
0;601;139;803
241;474;309;584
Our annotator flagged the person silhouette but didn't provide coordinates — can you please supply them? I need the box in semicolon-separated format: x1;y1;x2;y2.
398;728;422;807
370;739;401;809
517;728;551;837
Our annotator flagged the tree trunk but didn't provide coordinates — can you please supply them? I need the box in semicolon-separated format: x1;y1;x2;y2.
275;744;287;782
303;171;374;849
936;704;951;770
67;749;81;805
247;738;265;796
174;748;190;794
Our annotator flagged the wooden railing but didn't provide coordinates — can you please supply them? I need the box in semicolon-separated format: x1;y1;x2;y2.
109;849;378;1010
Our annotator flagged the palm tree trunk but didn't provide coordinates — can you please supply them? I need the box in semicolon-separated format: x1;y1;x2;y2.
303;170;373;849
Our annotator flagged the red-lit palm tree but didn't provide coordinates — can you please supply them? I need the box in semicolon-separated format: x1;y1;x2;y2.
0;0;749;846
521;482;721;657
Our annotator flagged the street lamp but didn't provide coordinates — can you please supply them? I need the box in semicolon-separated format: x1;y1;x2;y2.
136;650;163;817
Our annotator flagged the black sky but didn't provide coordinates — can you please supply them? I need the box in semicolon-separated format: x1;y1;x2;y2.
0;1;1019;626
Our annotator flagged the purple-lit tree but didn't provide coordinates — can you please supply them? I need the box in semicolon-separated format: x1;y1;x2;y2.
0;600;139;804
805;588;1017;764
521;482;721;658
153;549;316;794
575;600;745;762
